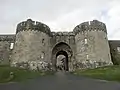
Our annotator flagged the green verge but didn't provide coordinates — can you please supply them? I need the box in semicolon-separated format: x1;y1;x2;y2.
0;65;54;83
72;65;120;82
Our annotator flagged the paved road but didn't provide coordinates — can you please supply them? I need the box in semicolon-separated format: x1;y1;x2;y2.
0;71;120;90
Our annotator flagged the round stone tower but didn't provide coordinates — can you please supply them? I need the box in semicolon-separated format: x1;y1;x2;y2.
73;20;112;68
11;19;51;69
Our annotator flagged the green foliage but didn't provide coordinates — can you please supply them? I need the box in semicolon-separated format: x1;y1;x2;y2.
0;65;54;83
73;65;120;82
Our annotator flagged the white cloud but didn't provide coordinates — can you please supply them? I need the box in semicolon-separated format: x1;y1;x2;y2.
0;0;120;40
101;0;120;40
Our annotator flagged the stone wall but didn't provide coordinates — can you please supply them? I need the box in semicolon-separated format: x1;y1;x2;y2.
16;19;51;36
3;19;114;71
11;30;51;69
11;19;51;70
73;20;107;34
0;35;15;65
0;41;10;65
50;32;76;71
50;32;75;57
74;20;112;69
109;40;120;65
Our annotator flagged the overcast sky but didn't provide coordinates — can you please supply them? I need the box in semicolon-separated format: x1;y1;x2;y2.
0;0;120;40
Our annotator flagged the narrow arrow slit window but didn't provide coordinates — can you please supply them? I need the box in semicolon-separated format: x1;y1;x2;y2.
10;43;14;49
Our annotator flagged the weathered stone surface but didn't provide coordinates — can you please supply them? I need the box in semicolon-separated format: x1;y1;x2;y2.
74;22;112;69
0;19;117;71
11;30;51;68
16;19;51;36
73;60;112;70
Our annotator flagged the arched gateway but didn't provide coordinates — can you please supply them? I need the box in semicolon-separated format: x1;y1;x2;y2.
10;19;112;72
51;42;73;71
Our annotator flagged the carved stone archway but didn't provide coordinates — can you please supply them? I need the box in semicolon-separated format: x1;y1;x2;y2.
51;42;73;71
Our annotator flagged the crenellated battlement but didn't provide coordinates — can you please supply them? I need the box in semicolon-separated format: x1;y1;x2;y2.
73;20;107;35
0;35;15;42
16;19;51;36
51;32;75;36
4;18;113;71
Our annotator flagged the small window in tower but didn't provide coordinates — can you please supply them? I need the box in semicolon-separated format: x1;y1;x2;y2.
10;43;14;49
117;47;120;52
42;39;45;45
41;52;45;59
42;39;44;43
88;21;91;25
85;38;87;44
87;54;89;59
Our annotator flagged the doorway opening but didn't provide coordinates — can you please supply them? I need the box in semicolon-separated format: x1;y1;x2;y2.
56;50;69;71
51;42;73;71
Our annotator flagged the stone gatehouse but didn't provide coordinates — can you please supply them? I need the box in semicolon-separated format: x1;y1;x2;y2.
0;19;115;71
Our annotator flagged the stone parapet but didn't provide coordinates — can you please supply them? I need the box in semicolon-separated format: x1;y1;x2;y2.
16;19;51;36
73;20;107;35
51;32;75;36
0;35;15;42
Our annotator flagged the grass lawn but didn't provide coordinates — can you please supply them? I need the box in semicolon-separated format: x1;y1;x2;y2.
73;65;120;82
0;65;54;83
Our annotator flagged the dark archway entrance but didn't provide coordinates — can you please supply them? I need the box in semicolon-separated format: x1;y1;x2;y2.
56;50;69;71
51;42;72;71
